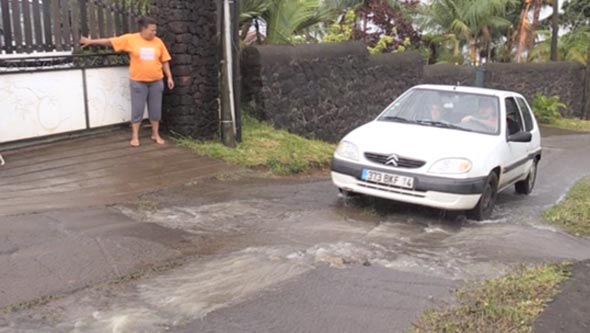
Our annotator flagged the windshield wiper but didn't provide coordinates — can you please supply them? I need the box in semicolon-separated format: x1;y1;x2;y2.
415;120;474;132
380;116;415;124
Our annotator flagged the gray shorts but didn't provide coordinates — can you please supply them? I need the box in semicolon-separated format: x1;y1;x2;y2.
129;79;164;123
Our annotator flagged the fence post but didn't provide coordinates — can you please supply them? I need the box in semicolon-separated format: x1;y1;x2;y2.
1;0;14;53
232;0;241;142
79;0;88;37
475;67;486;88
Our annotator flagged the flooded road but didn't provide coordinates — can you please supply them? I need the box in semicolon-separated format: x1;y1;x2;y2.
2;128;590;333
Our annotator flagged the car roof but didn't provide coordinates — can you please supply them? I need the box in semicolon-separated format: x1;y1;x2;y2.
412;84;520;98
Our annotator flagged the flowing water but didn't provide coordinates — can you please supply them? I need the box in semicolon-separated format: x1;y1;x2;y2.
2;130;590;332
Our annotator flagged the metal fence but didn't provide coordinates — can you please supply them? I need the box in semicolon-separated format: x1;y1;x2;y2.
0;0;149;55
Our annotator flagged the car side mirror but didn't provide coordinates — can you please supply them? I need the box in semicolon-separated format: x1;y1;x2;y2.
508;131;532;143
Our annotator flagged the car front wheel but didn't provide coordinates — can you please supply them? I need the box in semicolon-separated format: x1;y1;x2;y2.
515;160;538;195
468;172;498;221
339;188;358;198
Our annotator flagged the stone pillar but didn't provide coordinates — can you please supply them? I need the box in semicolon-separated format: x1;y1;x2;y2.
151;0;220;139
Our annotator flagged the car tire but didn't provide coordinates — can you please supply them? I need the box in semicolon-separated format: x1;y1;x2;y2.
339;188;358;198
468;172;498;221
515;160;538;195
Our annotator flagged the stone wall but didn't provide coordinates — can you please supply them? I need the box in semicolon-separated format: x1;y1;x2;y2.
423;64;476;87
152;0;219;139
242;42;423;142
424;62;586;117
483;62;585;117
242;42;587;141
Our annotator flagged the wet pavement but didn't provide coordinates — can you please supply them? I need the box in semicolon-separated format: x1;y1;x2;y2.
1;127;590;332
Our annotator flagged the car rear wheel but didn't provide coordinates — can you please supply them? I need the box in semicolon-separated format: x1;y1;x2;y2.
468;172;498;221
515;160;538;195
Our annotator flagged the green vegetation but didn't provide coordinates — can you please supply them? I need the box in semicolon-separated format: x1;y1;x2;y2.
546;177;590;237
532;93;567;124
176;114;335;175
528;29;590;65
323;9;355;43
240;0;334;44
530;94;590;132
238;0;590;66
550;118;590;132
413;264;571;333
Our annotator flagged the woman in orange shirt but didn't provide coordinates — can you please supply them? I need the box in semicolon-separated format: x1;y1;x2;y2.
80;17;174;147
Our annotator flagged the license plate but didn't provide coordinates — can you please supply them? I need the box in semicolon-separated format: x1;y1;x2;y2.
361;169;414;189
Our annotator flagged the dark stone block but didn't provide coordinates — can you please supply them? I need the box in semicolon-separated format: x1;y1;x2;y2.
171;44;188;54
171;65;192;76
175;33;193;44
168;22;189;34
173;55;193;65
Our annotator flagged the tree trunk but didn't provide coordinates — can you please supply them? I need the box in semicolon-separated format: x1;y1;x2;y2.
255;18;262;44
470;38;478;65
516;2;531;63
551;0;559;61
482;26;492;63
530;0;542;47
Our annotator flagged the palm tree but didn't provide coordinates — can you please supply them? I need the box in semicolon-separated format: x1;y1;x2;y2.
550;0;559;61
425;0;515;65
240;0;337;44
515;0;554;63
528;29;590;65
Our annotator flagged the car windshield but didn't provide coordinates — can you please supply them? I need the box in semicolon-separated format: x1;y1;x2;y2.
378;88;501;135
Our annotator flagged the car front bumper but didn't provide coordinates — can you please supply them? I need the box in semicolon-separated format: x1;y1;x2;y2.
331;158;486;210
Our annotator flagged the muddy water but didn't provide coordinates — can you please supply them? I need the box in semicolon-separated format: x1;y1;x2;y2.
2;131;590;332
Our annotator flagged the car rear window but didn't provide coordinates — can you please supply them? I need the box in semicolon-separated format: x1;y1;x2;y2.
516;97;534;132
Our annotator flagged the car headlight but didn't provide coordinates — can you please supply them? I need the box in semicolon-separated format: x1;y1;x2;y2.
335;141;359;161
429;158;472;174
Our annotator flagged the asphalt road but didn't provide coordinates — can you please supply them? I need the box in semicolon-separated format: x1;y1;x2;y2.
1;127;590;333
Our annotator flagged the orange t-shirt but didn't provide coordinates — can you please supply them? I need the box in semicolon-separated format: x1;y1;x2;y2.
110;33;172;82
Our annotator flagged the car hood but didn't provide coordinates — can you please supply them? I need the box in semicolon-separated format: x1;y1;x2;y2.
343;120;499;161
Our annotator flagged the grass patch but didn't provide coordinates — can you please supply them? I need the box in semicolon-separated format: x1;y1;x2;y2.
545;177;590;237
546;118;590;132
176;114;335;175
413;264;571;333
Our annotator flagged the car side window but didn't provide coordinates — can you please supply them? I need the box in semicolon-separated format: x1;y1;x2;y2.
516;97;534;132
505;97;524;135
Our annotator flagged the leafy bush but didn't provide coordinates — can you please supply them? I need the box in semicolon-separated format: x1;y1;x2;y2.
531;94;567;124
323;10;355;43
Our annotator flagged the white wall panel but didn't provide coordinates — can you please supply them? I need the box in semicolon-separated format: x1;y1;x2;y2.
0;71;86;143
86;67;147;128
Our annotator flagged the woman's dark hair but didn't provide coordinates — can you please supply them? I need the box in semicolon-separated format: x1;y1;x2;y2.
138;16;157;30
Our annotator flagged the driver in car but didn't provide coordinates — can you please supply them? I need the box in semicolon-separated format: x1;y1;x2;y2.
461;100;498;132
430;103;444;122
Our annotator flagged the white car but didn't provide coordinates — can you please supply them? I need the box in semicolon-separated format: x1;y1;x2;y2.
331;84;542;220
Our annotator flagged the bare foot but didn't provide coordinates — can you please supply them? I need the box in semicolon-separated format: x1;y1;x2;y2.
151;136;165;145
130;138;140;147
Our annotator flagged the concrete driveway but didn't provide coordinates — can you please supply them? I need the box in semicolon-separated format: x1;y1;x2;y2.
1;127;590;333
